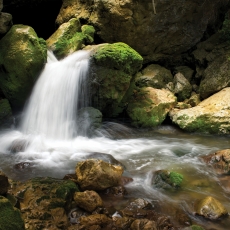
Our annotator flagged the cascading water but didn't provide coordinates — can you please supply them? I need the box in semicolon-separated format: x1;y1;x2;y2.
20;50;90;140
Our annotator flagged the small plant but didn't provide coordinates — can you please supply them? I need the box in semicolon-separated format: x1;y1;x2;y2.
220;16;230;41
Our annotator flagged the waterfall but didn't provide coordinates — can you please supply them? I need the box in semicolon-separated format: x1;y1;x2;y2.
20;50;90;140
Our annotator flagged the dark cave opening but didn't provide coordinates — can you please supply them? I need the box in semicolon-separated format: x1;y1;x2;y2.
2;0;63;40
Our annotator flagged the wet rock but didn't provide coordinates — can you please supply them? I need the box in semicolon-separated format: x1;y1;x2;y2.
9;139;29;153
0;171;9;195
120;198;155;219
68;207;89;224
130;219;157;230
75;159;124;191
104;185;128;197
201;149;230;175
14;162;33;173
73;214;112;229
76;107;102;137
195;196;228;220
84;152;124;169
74;190;103;212
0;195;25;230
152;170;183;190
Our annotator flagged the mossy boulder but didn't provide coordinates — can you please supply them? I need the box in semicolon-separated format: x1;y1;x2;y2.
152;170;184;190
0;24;47;111
169;87;230;134
9;177;79;229
0;99;13;128
127;87;176;127
89;42;143;117
46;18;95;59
92;42;143;75
0;196;25;230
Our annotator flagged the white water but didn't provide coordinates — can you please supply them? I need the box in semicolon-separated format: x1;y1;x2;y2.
0;50;229;229
20;50;90;140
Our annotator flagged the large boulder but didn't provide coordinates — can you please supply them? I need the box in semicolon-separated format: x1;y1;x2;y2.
56;0;229;64
89;42;143;117
169;87;230;134
0;24;47;111
0;196;25;230
46;18;95;59
127;87;176;127
75;159;124;191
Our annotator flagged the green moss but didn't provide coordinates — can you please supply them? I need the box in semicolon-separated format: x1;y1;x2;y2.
93;42;143;75
81;25;95;44
0;196;25;230
191;225;205;230
169;171;183;187
54;32;86;59
0;25;47;110
56;180;79;200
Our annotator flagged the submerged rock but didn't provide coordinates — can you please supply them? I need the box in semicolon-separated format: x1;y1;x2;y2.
0;24;47;110
169;87;230;134
152;170;184;190
195;196;228;220
75;159;124;191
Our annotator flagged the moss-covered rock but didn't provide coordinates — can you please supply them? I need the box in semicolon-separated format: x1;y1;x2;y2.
152;170;184;190
46;18;86;59
9;177;79;229
169;87;230;134
0;24;47;111
127;87;176;127
0;196;25;230
92;42;143;75
89;42;143;117
0;99;13;128
81;25;95;44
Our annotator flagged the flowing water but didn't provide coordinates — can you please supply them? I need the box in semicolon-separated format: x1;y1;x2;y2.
0;50;229;229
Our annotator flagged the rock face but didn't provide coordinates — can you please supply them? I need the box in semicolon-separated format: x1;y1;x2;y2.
75;159;124;191
56;0;229;64
127;87;176;127
0;24;47;111
0;171;9;195
170;87;230;134
195;196;228;220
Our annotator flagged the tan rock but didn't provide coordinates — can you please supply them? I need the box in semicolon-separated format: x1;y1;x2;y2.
75;159;124;191
195;196;228;220
74;190;103;212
